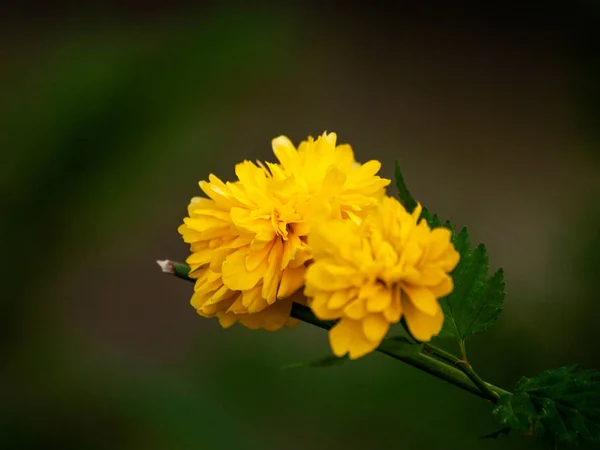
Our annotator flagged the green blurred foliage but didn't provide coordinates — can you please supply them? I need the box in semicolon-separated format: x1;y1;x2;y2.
1;4;599;450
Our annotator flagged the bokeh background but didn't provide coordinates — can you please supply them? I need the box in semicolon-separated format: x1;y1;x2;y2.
2;1;599;449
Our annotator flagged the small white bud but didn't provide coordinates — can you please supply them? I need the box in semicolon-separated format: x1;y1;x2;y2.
156;259;175;274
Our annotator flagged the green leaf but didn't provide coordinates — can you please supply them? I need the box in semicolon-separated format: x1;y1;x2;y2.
379;336;424;357
420;207;453;233
394;161;418;213
436;227;505;341
420;207;440;228
392;160;504;343
281;355;349;370
493;366;600;443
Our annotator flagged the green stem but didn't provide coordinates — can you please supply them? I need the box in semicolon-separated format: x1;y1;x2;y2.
290;303;499;401
160;260;509;403
424;343;505;400
459;339;468;362
403;314;504;401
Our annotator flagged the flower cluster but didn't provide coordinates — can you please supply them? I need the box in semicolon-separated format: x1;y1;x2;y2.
178;132;390;332
179;131;459;358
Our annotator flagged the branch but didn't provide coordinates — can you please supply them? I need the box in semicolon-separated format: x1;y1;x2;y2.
158;260;510;403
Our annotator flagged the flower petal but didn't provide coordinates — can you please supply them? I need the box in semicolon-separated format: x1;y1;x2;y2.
242;286;268;313
222;249;267;290
278;266;306;299
403;285;439;316
402;292;444;342
383;286;403;322
305;262;358;291
218;312;237;328
262;239;284;304
272;136;299;172
310;293;342;320
430;276;453;298
328;289;354;309
237;297;293;331
343;297;367;320
330;319;379;359
246;240;274;272
363;284;392;312
362;314;390;342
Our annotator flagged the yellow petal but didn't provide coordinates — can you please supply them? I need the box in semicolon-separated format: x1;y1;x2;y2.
248;297;269;314
407;268;446;286
186;248;212;266
343;298;366;320
430;276;453;298
309;221;361;260
402;292;444;342
183;216;228;233
329;319;353;357
230;207;270;235
198;296;235;316
399;241;422;267
403;285;439;316
272;136;299;172
288;249;312;268
365;285;392;312
305;262;358;291
352;159;381;180
203;284;235;306
235;160;266;188
246;240;274;272
237;298;293;331
262;239;284;304
428;227;453;259
383;286;403;322
412;203;423;221
439;246;460;271
323;131;337;145
334;143;355;171
281;234;301;269
329;319;378;359
362;314;389;342
178;226;203;243
310;293;343;320
278;266;306;299
322;167;345;196
344;209;362;225
226;295;247;313
218;312;237;328
190;289;211;309
209;247;233;272
222;248;267;291
328;289;353;309
241;286;268;313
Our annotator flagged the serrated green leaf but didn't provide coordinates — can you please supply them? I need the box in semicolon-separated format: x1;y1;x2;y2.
420;208;453;235
281;355;349;370
379;335;424;357
420;207;440;228
436;227;505;341
393;160;503;343
493;366;600;443
394;161;418;213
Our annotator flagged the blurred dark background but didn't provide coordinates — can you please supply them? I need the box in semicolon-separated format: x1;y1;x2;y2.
1;1;599;449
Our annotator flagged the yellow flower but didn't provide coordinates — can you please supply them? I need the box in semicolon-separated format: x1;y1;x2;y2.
178;132;390;331
272;133;389;223
305;196;460;359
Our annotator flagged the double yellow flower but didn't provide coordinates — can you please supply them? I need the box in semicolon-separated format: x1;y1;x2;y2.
179;132;459;358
